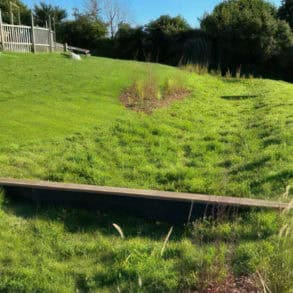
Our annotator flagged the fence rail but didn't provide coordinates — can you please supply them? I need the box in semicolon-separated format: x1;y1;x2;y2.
0;9;90;55
0;9;60;53
2;23;32;52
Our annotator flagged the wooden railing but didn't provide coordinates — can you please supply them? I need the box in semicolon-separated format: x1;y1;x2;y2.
1;24;31;52
0;9;90;55
0;10;55;53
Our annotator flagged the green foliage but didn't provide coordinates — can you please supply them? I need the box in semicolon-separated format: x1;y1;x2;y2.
201;0;292;59
0;0;30;25
278;0;293;29
146;15;191;35
33;1;67;27
59;15;107;49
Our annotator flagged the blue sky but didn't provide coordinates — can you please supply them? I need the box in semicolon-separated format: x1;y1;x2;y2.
23;0;282;27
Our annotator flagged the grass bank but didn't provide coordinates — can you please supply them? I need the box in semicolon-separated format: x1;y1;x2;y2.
0;53;292;199
0;53;292;291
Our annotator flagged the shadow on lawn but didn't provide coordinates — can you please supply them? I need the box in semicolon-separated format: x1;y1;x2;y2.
2;194;182;239
221;95;258;100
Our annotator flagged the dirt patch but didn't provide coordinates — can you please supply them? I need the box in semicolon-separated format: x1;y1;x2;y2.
202;274;260;293
120;85;190;114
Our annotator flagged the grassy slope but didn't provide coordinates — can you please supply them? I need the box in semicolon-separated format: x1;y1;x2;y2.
0;54;292;292
0;53;292;199
0;191;292;292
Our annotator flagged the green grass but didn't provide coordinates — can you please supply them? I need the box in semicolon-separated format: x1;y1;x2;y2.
0;53;292;199
0;53;292;292
0;191;292;292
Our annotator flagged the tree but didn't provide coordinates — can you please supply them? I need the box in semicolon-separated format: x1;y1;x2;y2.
84;0;101;21
115;23;146;60
103;0;127;38
145;15;191;62
0;0;30;25
278;0;293;29
201;0;293;73
34;2;67;27
146;15;190;35
59;14;107;49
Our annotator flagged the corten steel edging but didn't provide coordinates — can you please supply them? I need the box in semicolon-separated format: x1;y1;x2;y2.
0;178;288;210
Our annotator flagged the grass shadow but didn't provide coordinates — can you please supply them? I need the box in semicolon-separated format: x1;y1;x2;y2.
230;155;271;175
221;95;258;100
2;194;185;240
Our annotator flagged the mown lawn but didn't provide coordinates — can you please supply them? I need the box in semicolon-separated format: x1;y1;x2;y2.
0;53;292;199
0;53;292;292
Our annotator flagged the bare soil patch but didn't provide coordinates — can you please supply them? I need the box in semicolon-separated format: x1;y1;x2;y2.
120;84;190;114
202;274;260;293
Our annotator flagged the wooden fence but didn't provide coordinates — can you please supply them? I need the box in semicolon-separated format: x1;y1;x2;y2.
0;9;63;53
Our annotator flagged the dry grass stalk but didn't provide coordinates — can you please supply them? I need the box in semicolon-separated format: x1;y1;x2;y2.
160;226;173;257
138;275;142;287
282;198;293;214
113;223;125;239
256;271;272;293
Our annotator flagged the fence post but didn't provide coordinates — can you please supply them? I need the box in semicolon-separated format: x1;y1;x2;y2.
53;17;57;51
48;16;54;52
64;42;68;52
0;9;5;51
31;12;36;53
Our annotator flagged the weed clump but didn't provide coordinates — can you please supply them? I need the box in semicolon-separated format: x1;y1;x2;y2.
120;73;190;113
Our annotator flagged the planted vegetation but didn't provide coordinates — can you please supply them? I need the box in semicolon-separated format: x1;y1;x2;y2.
120;71;190;113
0;53;292;291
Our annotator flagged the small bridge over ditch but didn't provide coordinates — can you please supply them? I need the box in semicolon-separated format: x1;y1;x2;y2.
0;178;289;223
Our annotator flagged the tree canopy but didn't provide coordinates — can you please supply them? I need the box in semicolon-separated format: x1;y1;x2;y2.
59;14;107;49
0;0;30;25
278;0;293;29
201;0;293;64
146;15;191;35
33;2;67;27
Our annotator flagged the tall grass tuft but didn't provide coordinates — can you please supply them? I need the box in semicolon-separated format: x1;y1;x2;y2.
182;63;209;75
